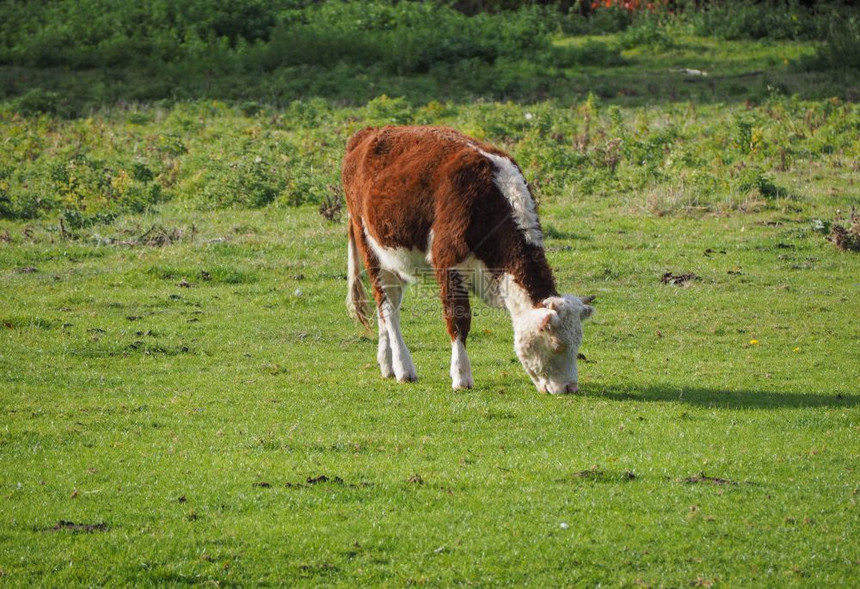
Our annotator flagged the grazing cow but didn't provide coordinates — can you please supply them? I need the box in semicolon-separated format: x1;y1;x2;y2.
342;126;594;393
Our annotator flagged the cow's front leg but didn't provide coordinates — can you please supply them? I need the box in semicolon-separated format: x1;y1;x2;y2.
450;336;474;390
440;268;473;390
378;270;417;382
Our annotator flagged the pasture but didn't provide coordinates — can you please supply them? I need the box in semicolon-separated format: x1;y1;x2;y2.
2;1;860;586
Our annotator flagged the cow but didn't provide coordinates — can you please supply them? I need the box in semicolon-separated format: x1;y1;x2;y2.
342;125;595;394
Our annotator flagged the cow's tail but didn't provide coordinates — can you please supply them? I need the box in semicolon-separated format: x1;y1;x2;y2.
347;219;371;330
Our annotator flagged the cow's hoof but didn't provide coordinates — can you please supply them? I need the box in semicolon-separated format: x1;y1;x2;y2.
452;378;474;390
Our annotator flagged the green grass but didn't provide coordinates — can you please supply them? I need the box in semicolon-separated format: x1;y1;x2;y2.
2;196;859;586
2;8;860;585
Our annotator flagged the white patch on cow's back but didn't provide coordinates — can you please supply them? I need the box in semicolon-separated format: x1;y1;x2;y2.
478;150;543;247
364;229;430;283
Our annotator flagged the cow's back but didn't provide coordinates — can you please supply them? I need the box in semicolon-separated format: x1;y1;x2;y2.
343;126;508;254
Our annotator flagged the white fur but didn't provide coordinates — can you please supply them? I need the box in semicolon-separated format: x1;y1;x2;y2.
363;226;438;382
450;337;474;390
499;272;534;320
376;269;417;382
454;256;504;308
425;229;435;265
364;230;430;283
478;150;543;247
377;308;394;378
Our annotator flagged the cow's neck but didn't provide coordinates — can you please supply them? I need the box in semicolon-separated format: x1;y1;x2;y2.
499;248;558;321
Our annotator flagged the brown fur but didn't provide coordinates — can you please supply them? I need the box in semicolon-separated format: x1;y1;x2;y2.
343;125;558;343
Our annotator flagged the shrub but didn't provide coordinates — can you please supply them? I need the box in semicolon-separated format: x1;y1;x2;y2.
683;0;821;41
12;89;65;116
734;166;786;200
362;95;414;126
262;2;553;77
619;17;675;51
811;13;860;71
200;154;287;209
60;209;116;230
45;155;167;215
559;4;634;36
551;40;626;68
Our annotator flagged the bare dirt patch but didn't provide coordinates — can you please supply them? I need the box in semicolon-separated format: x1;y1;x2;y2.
566;468;637;483
661;272;700;286
49;521;108;533
683;472;737;486
307;474;343;485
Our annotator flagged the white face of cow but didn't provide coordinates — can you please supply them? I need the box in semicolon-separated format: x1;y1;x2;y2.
513;295;595;394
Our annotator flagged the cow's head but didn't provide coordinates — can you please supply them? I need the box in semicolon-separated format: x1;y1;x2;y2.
514;295;595;394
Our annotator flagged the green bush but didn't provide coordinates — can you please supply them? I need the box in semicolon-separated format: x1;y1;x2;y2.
261;2;552;76
11;89;65;116
734;165;787;200
683;0;822;41
0;0;556;76
60;209;116;230
552;40;626;68
198;154;287;209
559;5;634;36
619;17;675;51
811;14;860;71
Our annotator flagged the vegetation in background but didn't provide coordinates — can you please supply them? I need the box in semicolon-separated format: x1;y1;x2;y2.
1;1;858;223
2;94;857;222
1;0;858;115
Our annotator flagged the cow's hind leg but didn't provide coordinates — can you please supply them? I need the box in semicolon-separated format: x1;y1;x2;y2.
376;306;394;378
377;269;417;383
353;230;409;381
440;268;474;390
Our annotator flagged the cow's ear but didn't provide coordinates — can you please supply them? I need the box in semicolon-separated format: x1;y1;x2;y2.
542;297;565;311
580;304;594;321
538;309;558;331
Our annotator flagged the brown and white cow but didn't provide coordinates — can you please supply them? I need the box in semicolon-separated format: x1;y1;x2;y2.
342;125;594;393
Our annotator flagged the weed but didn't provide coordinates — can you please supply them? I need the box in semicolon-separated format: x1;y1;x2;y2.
828;207;860;252
734;166;788;201
318;188;343;224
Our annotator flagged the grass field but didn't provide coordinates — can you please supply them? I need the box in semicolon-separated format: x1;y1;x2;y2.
2;200;858;586
2;3;860;586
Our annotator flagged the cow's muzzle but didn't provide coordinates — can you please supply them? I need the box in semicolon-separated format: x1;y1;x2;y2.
542;382;578;395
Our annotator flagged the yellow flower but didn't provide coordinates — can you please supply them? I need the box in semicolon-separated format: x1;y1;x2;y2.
749;339;759;345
